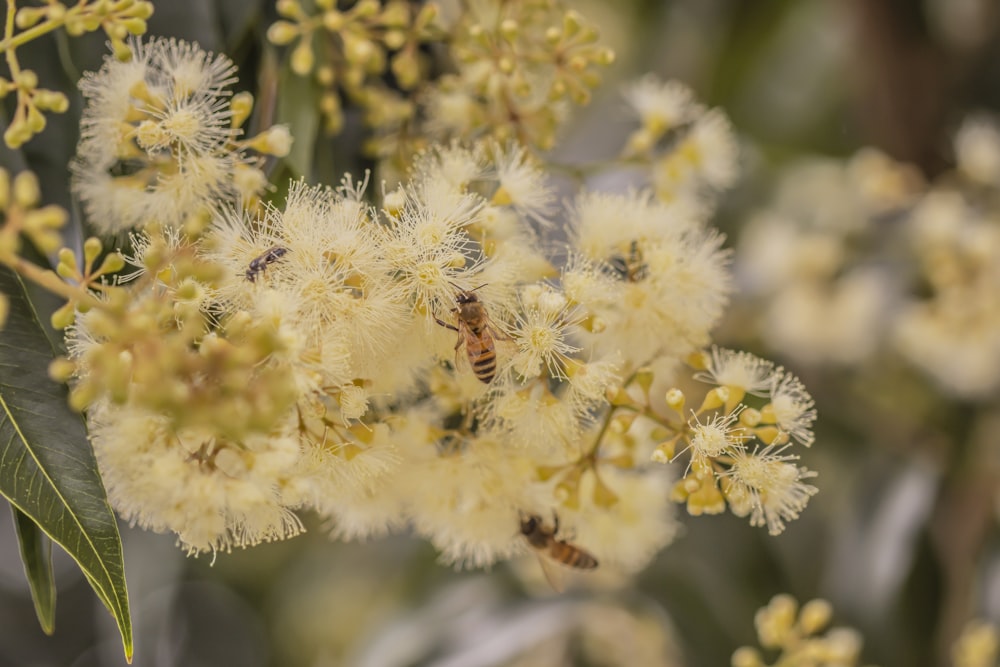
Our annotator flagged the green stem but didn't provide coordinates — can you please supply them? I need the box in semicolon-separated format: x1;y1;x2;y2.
584;369;688;459
3;1;22;76
0;10;65;54
4;253;92;304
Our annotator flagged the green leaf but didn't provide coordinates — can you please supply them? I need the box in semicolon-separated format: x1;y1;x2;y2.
12;504;57;634
0;265;133;663
274;45;321;178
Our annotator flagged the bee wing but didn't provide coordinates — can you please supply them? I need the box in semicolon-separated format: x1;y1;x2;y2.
484;313;513;342
452;321;473;372
536;554;567;594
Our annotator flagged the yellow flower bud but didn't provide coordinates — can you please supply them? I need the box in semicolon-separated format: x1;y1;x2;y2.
740;407;761;427
68;382;99;412
291;40;314;76
665;387;685;412
15;7;46;28
57;248;79;278
689;480;726;515
248;125;293;157
756;594;798;649
276;0;303;19
111;38;133;62
799;599;833;636
33;90;69;113
26;105;46;133
230;91;254;128
4;117;33;148
16;69;38;90
500;19;518;41
50;301;76;330
121;18;148;35
686;349;710;370
753;426;782;445
13;170;40;208
697;386;728;412
23;207;67;237
84;237;103;267
137;2;156;19
730;646;765;667
97;252;126;276
48;357;77;383
267;20;299;45
563;10;583;35
64;15;86;36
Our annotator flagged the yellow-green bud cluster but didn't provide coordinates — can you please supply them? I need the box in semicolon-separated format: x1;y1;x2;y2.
1;0;153;149
268;0;440;136
63;233;297;442
732;594;865;667
0;169;68;259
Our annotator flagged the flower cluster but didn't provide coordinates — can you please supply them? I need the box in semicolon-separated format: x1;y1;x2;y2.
268;0;614;175
0;0;154;148
72;37;292;236
894;172;1000;399
952;620;999;667
626;347;820;536
0;169;120;331
53;36;821;578
732;594;867;667
736;116;1000;400
622;75;740;205
734;148;922;366
267;0;440;135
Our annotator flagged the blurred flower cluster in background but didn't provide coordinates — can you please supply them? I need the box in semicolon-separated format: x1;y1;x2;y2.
2;1;1000;666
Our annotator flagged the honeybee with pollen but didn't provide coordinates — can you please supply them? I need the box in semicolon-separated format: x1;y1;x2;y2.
245;246;289;282
435;286;507;384
519;512;598;591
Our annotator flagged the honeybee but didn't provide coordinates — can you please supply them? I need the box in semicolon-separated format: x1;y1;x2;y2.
520;512;598;591
435;288;505;384
609;239;648;282
246;246;288;282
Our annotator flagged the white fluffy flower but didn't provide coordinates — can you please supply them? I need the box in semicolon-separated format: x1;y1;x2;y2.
73;36;242;233
724;444;818;536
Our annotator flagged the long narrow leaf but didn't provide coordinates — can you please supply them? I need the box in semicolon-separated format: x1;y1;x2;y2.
12;503;57;634
0;264;133;662
275;47;321;178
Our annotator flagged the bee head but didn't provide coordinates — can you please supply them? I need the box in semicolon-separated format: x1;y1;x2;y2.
455;290;480;305
519;512;540;535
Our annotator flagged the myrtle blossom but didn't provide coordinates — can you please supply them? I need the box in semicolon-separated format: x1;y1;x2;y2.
59;38;821;576
73;37;288;235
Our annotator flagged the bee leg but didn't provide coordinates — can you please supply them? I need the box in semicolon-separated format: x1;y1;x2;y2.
434;317;459;333
552;512;560;536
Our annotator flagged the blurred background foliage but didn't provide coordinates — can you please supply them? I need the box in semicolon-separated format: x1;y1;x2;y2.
2;0;999;665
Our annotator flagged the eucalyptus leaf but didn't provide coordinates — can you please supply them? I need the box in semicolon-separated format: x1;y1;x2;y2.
0;265;133;663
275;54;321;178
12;504;57;635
